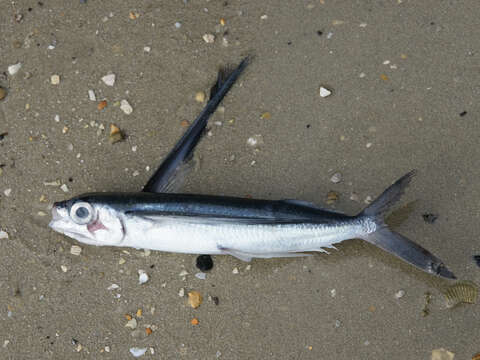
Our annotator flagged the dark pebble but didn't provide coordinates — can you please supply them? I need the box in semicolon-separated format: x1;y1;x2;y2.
212;296;219;305
317;30;323;36
422;213;438;224
459;111;467;117
473;255;480;267
196;255;213;271
71;338;78;345
0;132;8;141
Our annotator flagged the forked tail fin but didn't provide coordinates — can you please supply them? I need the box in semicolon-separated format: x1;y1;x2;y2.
359;170;456;279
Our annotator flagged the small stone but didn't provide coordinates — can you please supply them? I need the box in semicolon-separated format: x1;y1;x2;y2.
107;284;119;290
101;74;116;86
220;18;226;26
212;296;219;305
330;172;342;183
364;195;373;204
50;74;60;85
104;346;110;352
0;87;7;101
88;90;96;101
120;99;133;115
174;22;182;28
188;291;203;309
349;193;359;202
359;22;367;27
60;265;68;273
145;327;153;336
125;318;137;329
54;114;60;122
422;213;438;224
179;270;188;277
260;112;271;120
136;308;142;317
143;46;151;52
129;347;147;357
97;100;107;111
178;288;185;297
109;124;124;144
60;184;69;193
118;258;126;265
395;290;405;299
3;189;11;197
330;289;336;297
319;86;332;97
366;142;372;148
138;270;149;284
380;74;388;81
8;63;22;75
196;255;213;271
247;134;263;148
190;318;199;326
203;33;215;43
0;231;8;240
260;14;268;20
129;12;140;20
12;40;22;48
70;245;82;256
335;319;341;328
359;72;366;78
232;267;239;274
62;126;69;134
431;348;455;360
195;91;206;103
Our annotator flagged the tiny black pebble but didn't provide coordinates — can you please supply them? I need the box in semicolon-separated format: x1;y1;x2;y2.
150;264;155;269
306;124;311;128
460;111;467;117
422;213;438;224
46;336;50;339
68;177;73;182
38;1;44;6
196;254;213;271
28;7;33;11
287;41;292;45
473;255;480;267
212;296;219;305
430;21;435;25
317;30;323;36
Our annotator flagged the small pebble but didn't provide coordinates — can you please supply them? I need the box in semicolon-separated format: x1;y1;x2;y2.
97;100;107;110
70;245;82;256
188;291;203;309
120;99;133;115
104;346;110;352
196;255;213;271
422;213;438;224
88;90;96;101
247;134;263;147
3;189;11;197
191;318;199;326
319;86;332;98
359;72;366;78
212;296;220;305
143;46;151;52
118;258;126;265
395;290;405;299
0;87;7;101
366;142;372;148
54;114;60;122
202;34;215;43
459;111;467;117
364;195;373;204
50;74;60;85
349;193;359;202
179;270;189;277
138;270;149;284
8;63;22;75
330;289;336;297
335;320;341;328
129;347;147;357
60;184;69;192
0;231;8;240
129;12;140;20
174;22;182;28
195;91;206;103
107;284;119;290
195;272;206;280
178;288;185;297
102;74;116;86
260;14;268;20
60;265;68;273
232;267;239;274
330;172;342;183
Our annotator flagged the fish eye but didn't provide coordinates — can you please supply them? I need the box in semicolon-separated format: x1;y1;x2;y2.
70;202;94;225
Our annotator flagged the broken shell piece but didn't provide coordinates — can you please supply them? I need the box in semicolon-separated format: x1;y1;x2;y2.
247;134;264;148
0;230;9;240
125;318;137;329
188;291;203;309
129;347;147;357
431;348;454;360
138;270;149;284
444;281;478;308
8;63;22;75
70;245;82;256
202;34;215;43
102;73;116;86
109;124;124;144
319;86;332;98
88;89;96;101
330;172;342;183
50;74;60;85
120;99;133;115
195;91;205;103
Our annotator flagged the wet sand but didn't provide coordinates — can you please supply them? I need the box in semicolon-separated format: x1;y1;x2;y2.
1;0;479;358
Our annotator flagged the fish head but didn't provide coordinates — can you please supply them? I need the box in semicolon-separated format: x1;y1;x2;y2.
49;196;125;247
